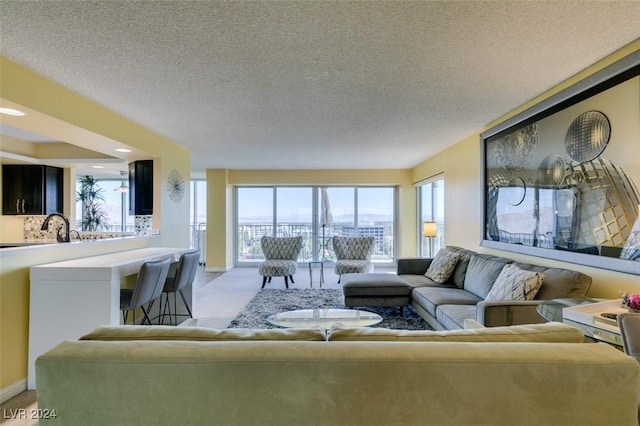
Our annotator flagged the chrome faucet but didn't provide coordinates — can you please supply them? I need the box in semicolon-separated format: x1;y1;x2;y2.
41;213;71;243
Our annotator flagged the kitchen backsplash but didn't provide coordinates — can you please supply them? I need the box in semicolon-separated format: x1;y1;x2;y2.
135;215;153;235
23;215;150;240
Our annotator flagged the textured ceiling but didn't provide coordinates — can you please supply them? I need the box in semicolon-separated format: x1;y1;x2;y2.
1;1;639;171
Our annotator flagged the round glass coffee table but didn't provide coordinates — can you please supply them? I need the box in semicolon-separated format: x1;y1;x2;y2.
267;308;382;329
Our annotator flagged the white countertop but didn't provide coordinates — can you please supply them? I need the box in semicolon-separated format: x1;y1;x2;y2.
0;239;58;248
1;238;58;245
30;246;189;281
0;235;153;257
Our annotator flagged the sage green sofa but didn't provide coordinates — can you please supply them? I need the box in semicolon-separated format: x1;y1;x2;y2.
35;323;639;425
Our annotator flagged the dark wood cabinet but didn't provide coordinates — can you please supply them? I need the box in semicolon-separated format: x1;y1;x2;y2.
2;165;63;215
129;160;153;215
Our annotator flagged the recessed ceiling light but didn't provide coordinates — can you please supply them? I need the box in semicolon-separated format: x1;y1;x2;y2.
115;148;132;153
91;165;104;169
0;108;26;116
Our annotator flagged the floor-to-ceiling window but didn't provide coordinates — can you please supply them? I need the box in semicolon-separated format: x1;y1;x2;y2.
237;187;274;262
190;179;207;262
276;187;313;259
318;187;354;261
236;186;397;265
356;187;395;262
418;176;444;257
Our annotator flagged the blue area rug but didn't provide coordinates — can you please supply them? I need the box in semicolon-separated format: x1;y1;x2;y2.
228;288;430;330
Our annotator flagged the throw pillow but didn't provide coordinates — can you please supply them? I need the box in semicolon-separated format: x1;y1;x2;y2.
424;248;463;284
484;264;545;301
463;255;511;298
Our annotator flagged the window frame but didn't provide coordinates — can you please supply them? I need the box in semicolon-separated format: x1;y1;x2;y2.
234;185;397;266
416;174;445;258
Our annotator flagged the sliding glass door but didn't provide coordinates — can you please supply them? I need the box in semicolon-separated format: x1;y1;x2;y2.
237;187;274;262
236;186;396;265
358;187;395;262
418;176;445;257
190;179;207;263
276;187;313;259
317;187;354;262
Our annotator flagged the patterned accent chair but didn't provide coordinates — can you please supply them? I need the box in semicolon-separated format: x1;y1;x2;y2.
333;236;376;283
259;236;304;289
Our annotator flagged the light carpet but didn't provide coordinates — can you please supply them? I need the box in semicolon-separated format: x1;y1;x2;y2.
228;288;430;330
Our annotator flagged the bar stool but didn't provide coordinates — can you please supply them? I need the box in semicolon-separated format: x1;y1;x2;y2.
159;250;200;325
120;258;171;325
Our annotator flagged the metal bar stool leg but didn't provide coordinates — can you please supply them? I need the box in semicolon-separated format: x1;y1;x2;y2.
178;290;193;318
173;292;178;325
164;292;174;326
161;293;171;325
141;306;152;325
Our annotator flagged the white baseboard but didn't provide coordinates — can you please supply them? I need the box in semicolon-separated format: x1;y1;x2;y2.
0;378;27;404
205;266;232;272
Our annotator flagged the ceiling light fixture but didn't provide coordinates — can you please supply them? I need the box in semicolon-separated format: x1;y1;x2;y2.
0;108;26;116
91;165;104;169
115;171;129;193
115;148;132;153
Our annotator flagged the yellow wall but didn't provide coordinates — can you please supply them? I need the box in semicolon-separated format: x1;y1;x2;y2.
206;169;233;271
411;41;640;298
0;58;191;394
227;169;410;186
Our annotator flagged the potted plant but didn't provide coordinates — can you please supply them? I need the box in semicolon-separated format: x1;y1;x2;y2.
77;175;109;231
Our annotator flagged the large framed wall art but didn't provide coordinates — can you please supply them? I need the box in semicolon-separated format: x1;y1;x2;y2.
481;52;640;275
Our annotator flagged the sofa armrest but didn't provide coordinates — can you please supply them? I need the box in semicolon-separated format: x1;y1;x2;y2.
476;300;547;327
397;258;432;275
463;319;485;329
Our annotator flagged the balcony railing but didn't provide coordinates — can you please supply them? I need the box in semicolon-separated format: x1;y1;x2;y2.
236;223;394;263
75;223;136;233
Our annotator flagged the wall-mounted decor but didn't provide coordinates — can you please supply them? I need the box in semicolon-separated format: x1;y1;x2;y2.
166;169;186;203
481;52;640;275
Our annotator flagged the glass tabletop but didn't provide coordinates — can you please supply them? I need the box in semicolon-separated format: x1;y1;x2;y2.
267;308;382;329
536;297;623;347
536;297;606;322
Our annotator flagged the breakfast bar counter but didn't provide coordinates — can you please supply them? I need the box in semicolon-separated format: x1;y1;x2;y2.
28;247;189;389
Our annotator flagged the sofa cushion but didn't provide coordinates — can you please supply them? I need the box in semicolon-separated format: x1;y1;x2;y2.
446;246;476;288
399;274;444;289
258;259;297;277
342;273;410;297
424;247;463;283
484;264;545;301
328;322;585;343
464;254;512;298
335;260;373;275
436;304;477;329
514;263;592;299
80;325;327;341
412;287;481;317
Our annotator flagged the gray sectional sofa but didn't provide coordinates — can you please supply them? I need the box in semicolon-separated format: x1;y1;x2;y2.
398;246;593;330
